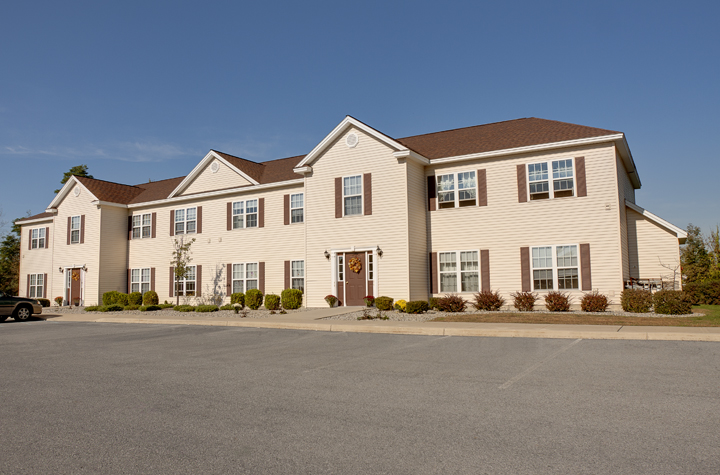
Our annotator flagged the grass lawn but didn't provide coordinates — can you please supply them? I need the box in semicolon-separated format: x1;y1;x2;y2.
431;305;720;327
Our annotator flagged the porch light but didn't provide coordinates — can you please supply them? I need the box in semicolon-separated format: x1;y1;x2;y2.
376;246;383;257
58;267;64;273
324;250;330;259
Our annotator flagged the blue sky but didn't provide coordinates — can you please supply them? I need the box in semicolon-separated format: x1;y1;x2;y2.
1;0;718;235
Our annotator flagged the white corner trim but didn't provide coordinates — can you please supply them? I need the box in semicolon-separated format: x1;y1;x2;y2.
625;200;687;239
168;151;260;198
127;178;304;209
47;176;98;209
293;166;313;175
296;116;408;168
392;149;430;164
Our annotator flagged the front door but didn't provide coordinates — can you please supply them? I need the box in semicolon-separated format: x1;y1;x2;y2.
69;268;82;305
345;252;366;306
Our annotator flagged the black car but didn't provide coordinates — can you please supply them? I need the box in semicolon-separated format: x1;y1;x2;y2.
0;291;43;322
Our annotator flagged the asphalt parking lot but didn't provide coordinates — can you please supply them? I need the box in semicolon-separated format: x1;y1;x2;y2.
2;320;719;474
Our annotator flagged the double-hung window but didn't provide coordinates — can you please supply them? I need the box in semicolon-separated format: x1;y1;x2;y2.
290;193;304;223
437;171;477;208
131;268;151;294
132;214;152;239
343;176;362;216
439;251;479;292
528;159;574;200
70;216;81;244
175;208;196;235
232;263;258;294
532;245;579;290
291;260;304;291
28;274;44;298
31;228;46;249
177;265;196;296
232;199;258;229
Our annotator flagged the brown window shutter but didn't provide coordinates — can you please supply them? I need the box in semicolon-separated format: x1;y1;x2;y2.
170;210;175;236
150;268;156;292
151;213;157;238
258;199;265;228
227;202;232;231
575;157;587;197
196;265;202;296
28;230;32;250
45;227;50;249
27;274;30;297
477;169;487;207
169;267;174;297
226;263;232;295
43;273;47;299
259;262;265;293
427;176;437;211
517;165;528;203
580;243;592;290
520;247;531;292
80;215;85;244
481;249;490;291
128;216;133;240
429;252;438;294
196;206;202;234
127;269;131;294
67;217;71;245
335;177;342;218
283;194;290;225
284;260;290;289
363;173;372;216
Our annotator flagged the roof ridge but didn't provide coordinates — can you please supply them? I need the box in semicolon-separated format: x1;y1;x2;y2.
133;176;186;186
212;149;263;166
76;175;142;189
398;117;532;141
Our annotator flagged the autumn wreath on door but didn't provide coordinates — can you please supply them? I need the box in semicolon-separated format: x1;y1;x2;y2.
71;270;80;282
348;257;362;274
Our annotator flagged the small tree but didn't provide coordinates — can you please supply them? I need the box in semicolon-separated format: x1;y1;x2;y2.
55;165;93;193
681;224;712;284
170;237;195;306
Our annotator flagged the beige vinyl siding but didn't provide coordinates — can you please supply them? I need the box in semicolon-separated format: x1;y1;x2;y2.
18;219;54;298
129;185;305;304
428;143;623;304
98;206;130;298
304;126;410;306
52;187;102;304
626;207;682;286
180;158;252;196
406;159;429;301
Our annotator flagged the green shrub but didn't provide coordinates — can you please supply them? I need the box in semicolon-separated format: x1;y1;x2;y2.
511;291;537;311
683;280;720;305
428;297;439;310
375;296;394;311
128;292;143;306
281;289;303;310
394;299;407;312
36;298;50;307
472;290;505;311
245;289;264;310
142;290;159;305
437;294;467;312
84;306;101;312
158;303;174;309
99;304;124;312
653;290;692;315
264;294;281;310
139;305;161;312
544;291;570;312
230;292;245;308
174;305;195;312
324;294;337;307
102;291;129;306
621;289;652;313
124;305;140;311
195;305;219;313
220;304;234;310
580;291;609;312
405;300;429;314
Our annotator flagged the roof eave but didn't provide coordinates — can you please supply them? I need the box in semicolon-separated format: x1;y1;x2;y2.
626;200;687;242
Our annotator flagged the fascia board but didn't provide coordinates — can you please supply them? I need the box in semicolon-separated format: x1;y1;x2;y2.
296;116;408;168
128;178;304;209
392;150;430;164
293;166;313;175
91;200;129;208
614;136;642;189
168;151;260;199
47;176;98;209
625;200;687;239
17;216;55;225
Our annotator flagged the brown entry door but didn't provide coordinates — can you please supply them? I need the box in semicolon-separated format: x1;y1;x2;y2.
344;253;366;306
69;268;82;304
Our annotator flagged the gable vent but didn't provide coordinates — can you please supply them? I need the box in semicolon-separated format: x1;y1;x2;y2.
346;133;359;148
210;161;219;173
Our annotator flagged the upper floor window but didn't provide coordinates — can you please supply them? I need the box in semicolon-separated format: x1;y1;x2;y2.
29;273;44;298
132;214;152;239
232;263;258;293
291;260;304;291
343;176;362;216
528;159;574;200
437;171;477;208
31;228;46;249
177;265;196;296
439;251;478;292
290;193;304;223
175;208;196;235
131;268;151;294
70;216;81;244
532;245;579;291
232;199;258;229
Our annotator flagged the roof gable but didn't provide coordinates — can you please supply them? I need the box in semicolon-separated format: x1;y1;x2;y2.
169;151;260;198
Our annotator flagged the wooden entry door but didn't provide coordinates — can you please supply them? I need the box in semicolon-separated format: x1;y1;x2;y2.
345;252;366;306
69;268;82;304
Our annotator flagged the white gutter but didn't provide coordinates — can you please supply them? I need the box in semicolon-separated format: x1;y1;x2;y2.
626;200;687;240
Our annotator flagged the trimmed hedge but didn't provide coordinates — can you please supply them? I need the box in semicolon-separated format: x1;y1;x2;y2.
142;290;159;306
428;297;439;310
683;280;720;305
544;291;571;312
472;290;505;311
405;300;429;314
580;291;609;312
437;294;467;312
174;305;195;312
139;305;162;312
230;292;245;308
128;292;143;306
158;303;174;309
220;304;234;310
124;305;140;311
195;305;219;313
621;289;652;313
100;304;124;312
375;296;394;311
102;291;129;306
281;289;303;310
245;289;264;310
265;294;281;311
511;291;537;311
84;306;101;312
653;290;692;315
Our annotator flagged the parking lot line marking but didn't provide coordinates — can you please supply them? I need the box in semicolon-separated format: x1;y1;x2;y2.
499;338;582;390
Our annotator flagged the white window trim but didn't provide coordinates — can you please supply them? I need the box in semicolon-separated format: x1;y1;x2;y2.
435;170;478;209
530;243;581;291
342;174;364;217
174;207;197;235
438;250;480;293
232;198;259;230
29;273;44;298
70;215;81;244
291;259;305;291
231;262;260;294
177;265;197;296
131;268;151;294
31;228;46;249
132;213;152;239
290;193;304;224
526;157;576;201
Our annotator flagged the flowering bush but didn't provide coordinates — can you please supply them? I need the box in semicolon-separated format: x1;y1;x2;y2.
54;296;64;306
394;299;407;312
363;295;375;307
325;294;338;307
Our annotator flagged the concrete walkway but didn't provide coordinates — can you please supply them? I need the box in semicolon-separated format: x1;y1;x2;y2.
38;307;720;342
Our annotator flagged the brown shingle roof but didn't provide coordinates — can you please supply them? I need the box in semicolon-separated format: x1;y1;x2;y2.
17;212;54;222
76;176;145;203
212;150;305;184
129;177;186;204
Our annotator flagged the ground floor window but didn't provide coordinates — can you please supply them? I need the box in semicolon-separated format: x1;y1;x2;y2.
29;274;44;298
532;245;579;291
131;268;151;294
439;251;479;292
291;260;304;291
232;263;258;294
177;266;196;296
